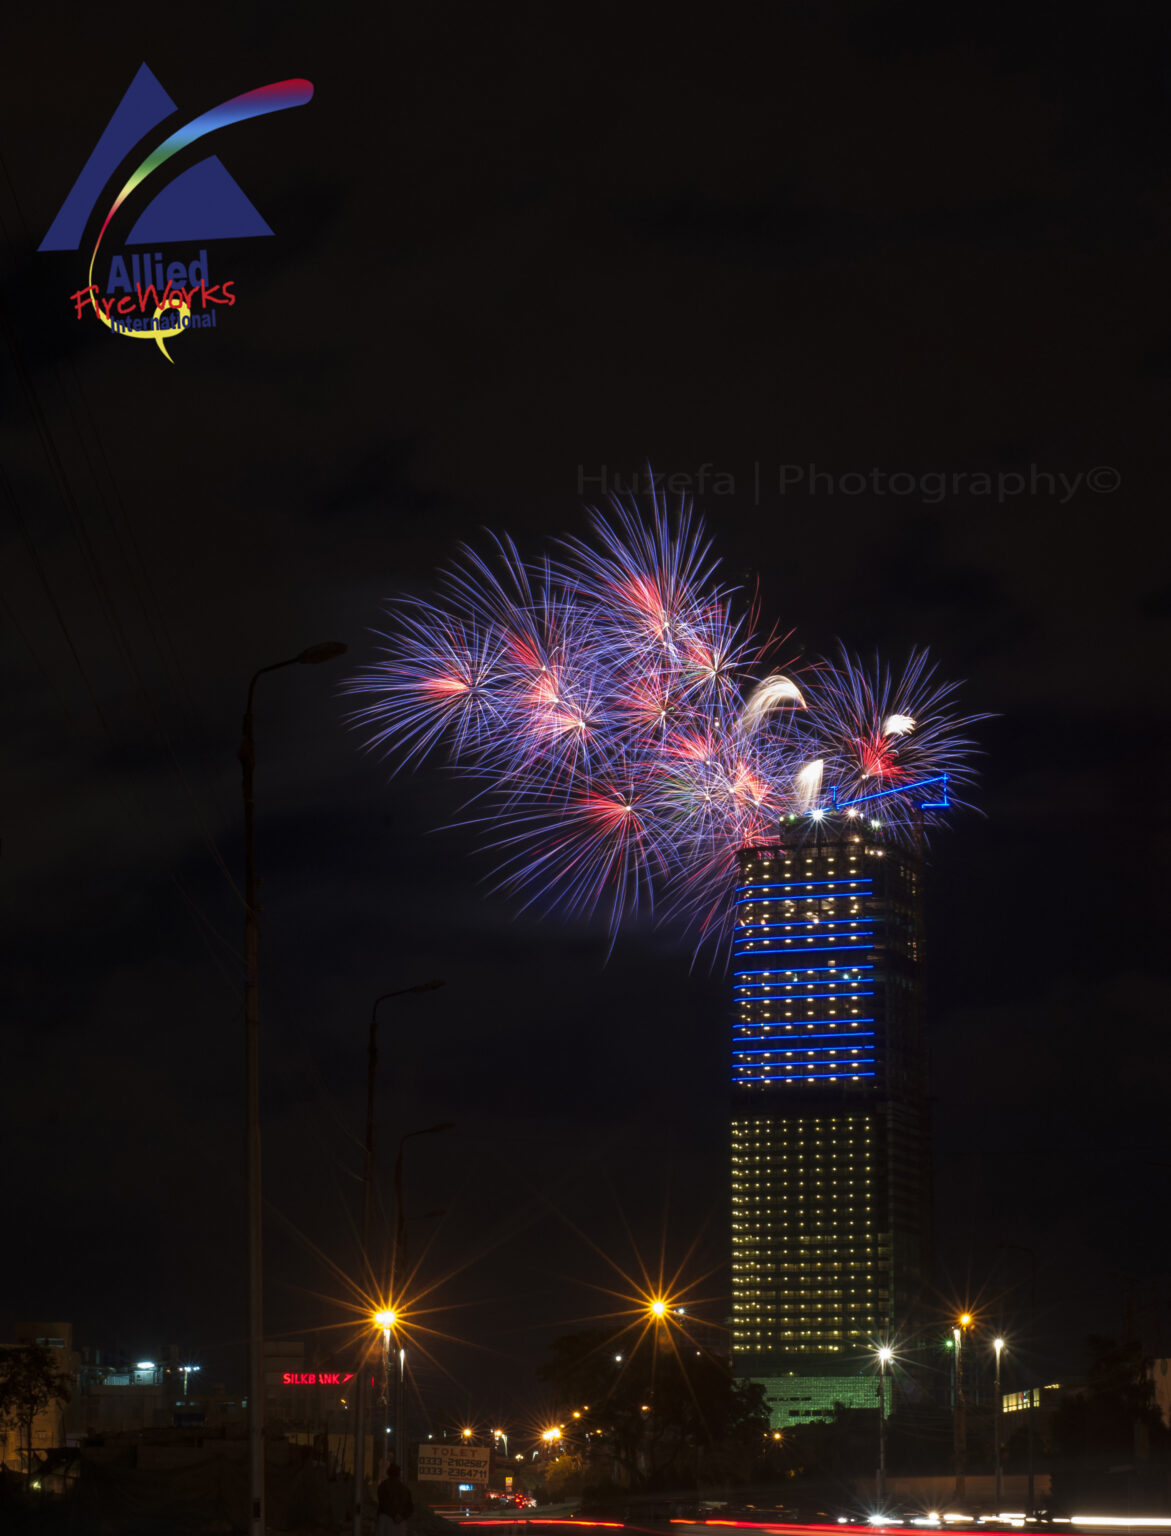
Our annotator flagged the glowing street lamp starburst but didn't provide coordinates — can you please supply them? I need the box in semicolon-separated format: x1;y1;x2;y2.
244;1197;496;1413
542;1205;730;1414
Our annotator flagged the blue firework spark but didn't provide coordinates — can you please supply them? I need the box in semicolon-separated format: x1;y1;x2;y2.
344;496;984;953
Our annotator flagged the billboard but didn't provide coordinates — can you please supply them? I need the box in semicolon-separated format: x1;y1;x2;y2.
416;1443;492;1483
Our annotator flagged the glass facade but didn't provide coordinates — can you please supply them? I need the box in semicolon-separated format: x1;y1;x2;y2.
731;817;931;1397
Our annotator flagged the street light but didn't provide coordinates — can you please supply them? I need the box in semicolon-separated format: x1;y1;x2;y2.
376;1311;397;1480
999;1243;1038;1516
239;639;347;1536
993;1338;1005;1507
392;1122;455;1469
352;982;445;1536
952;1313;974;1502
363;986;446;1286
876;1346;893;1502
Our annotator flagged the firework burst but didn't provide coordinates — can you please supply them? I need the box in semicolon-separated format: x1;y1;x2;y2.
345;493;985;955
798;646;986;829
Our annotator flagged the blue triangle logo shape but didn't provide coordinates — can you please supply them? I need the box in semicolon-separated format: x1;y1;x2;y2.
39;63;176;251
126;154;274;243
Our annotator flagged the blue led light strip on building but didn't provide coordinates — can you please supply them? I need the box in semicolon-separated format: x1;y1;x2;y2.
733;945;873;961
734;1061;877;1072
736;932;873;944
733;965;874;977
828;773;949;811
737;919;872;931
734;1030;876;1042
736;1070;877;1082
734;1020;875;1034
734;1041;876;1056
734;932;874;945
733;987;876;999
735;879;873;900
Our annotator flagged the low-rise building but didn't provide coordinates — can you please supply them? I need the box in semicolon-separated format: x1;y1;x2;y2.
0;1321;78;1474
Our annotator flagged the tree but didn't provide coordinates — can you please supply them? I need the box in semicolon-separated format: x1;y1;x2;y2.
1049;1336;1171;1514
544;1451;588;1499
1053;1336;1166;1461
0;1347;72;1489
538;1328;768;1491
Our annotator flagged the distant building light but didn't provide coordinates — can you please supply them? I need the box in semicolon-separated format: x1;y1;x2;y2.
136;1362;155;1370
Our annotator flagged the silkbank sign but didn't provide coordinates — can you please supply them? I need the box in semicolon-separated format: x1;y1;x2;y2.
39;63;312;363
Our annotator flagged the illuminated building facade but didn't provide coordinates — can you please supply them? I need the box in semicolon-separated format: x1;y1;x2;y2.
730;814;932;1426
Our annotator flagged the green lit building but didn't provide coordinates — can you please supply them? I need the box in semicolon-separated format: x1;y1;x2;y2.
729;814;932;1428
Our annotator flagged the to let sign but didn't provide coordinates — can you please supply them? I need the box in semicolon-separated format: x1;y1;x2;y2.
416;1443;491;1483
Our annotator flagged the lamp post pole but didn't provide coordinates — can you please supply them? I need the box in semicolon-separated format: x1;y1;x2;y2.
239;641;346;1536
392;1124;454;1470
953;1315;971;1502
876;1347;892;1503
381;1325;392;1475
351;983;444;1536
994;1338;1005;1508
1000;1244;1038;1516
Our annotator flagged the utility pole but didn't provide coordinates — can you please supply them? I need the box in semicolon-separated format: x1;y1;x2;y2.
1000;1244;1038;1516
876;1346;892;1504
953;1316;971;1502
391;1124;454;1472
239;641;346;1536
994;1337;1005;1508
351;983;444;1536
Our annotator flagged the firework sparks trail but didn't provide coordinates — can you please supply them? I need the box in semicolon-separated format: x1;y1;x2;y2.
798;646;986;828
345;493;986;954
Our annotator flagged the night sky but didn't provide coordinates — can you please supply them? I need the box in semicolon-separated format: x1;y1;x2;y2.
2;1;1169;1427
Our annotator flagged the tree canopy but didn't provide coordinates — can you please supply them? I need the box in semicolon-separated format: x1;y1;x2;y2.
0;1345;72;1486
538;1328;768;1490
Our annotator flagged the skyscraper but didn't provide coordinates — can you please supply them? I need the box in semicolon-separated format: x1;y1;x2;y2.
729;812;932;1428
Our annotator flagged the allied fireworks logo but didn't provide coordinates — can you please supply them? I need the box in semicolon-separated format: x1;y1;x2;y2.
39;63;313;363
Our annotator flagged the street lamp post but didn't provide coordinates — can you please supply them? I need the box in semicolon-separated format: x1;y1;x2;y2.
993;1338;1005;1508
379;1316;393;1479
392;1123;455;1469
953;1314;972;1502
999;1244;1038;1516
876;1347;893;1503
352;982;444;1536
239;640;346;1536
